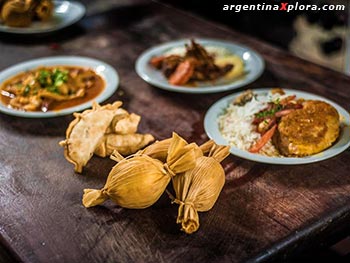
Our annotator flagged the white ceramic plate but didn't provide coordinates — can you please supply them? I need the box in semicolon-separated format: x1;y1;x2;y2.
0;56;119;118
0;1;85;34
204;88;350;164
135;39;264;94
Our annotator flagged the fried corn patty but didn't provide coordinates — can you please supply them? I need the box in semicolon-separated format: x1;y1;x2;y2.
273;100;340;156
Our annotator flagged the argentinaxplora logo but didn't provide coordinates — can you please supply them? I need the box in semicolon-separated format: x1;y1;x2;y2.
222;1;346;13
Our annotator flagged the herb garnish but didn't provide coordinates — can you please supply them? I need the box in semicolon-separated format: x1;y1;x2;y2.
37;68;68;94
23;85;30;96
255;103;282;118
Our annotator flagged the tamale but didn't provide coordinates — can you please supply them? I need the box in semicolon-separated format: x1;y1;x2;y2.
171;142;230;234
94;133;155;157
82;133;198;209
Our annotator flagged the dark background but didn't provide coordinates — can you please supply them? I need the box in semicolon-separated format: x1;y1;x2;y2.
162;0;348;73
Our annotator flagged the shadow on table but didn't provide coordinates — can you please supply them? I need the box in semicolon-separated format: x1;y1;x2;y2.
0;113;73;136
0;24;86;46
267;156;350;190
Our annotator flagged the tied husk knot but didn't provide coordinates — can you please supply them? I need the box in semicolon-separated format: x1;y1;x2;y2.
167;190;198;234
165;133;198;174
167;190;196;209
163;163;175;177
177;202;199;235
176;203;199;234
82;188;109;208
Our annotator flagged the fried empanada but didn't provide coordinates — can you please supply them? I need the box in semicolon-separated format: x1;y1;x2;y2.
94;133;155;157
59;101;123;173
106;109;141;135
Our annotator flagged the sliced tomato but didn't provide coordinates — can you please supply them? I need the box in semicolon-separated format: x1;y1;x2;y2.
249;124;277;153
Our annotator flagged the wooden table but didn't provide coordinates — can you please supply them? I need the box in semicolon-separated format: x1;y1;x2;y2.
1;1;350;262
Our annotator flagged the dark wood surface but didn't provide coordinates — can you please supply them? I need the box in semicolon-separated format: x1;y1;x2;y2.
1;1;350;262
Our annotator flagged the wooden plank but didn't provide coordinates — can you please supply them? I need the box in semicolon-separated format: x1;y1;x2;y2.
0;2;350;262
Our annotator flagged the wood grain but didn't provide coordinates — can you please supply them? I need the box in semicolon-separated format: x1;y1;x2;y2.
0;1;350;263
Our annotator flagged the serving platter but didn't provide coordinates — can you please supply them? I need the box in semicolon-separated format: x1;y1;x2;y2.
0;1;85;34
204;88;350;164
0;56;119;118
135;38;264;94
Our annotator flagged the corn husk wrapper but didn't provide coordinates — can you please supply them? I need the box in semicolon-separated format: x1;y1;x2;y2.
82;133;198;209
171;143;230;234
94;133;155;157
137;138;172;162
139;138;216;162
199;140;218;157
200;140;230;162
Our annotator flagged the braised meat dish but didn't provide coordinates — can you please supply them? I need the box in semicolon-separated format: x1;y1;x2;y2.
150;40;234;86
0;66;105;112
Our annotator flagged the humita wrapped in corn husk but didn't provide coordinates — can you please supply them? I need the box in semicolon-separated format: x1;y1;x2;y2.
82;133;198;209
170;141;230;234
59;101;154;173
138;137;218;162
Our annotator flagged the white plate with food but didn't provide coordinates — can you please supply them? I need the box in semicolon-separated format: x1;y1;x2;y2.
204;88;350;164
135;39;264;94
0;0;85;34
0;56;119;118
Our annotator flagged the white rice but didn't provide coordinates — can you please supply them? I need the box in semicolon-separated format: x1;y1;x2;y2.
218;92;286;156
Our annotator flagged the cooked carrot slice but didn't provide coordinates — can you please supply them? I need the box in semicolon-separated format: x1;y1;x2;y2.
149;56;165;68
249;124;277;153
275;109;294;117
168;60;194;85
